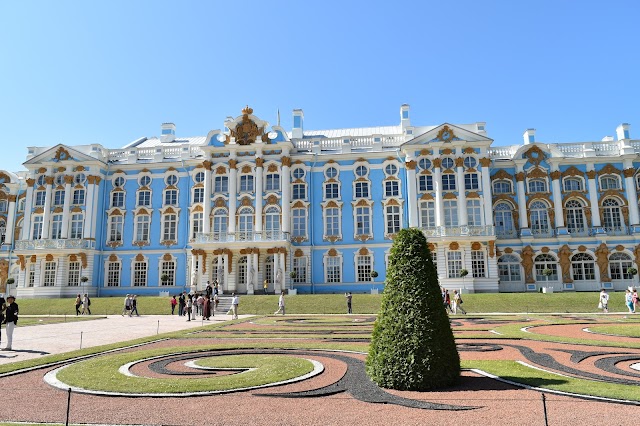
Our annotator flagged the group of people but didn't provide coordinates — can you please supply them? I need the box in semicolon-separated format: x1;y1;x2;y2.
598;288;639;314
172;280;222;320
74;293;91;316
122;294;140;317
442;287;466;315
0;295;18;351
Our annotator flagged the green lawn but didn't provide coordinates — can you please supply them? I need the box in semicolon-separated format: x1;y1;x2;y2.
15;291;633;315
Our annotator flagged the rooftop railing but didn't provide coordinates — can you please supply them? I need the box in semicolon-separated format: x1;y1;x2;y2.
15;239;95;250
195;231;291;244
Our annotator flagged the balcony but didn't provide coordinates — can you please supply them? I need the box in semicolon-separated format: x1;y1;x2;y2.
567;227;591;237
604;226;630;236
530;228;555;238
15;239;95;250
195;231;291;244
496;229;518;239
421;225;495;238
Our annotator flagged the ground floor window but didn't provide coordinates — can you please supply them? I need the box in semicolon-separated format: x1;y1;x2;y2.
293;257;307;283
161;261;175;286
133;261;147;287
326;256;341;283
68;261;80;286
43;261;57;286
471;250;486;278
356;255;372;282
447;251;462;278
107;262;120;287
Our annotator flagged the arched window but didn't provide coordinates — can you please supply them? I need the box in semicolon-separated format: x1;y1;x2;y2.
534;254;558;281
528;179;547;193
563;178;584;192
467;199;482;226
493;180;512;194
134;214;150;243
609;252;633;280
571;253;595;281
70;213;84;239
530;201;550;235
600;175;620;190
443;200;458;226
602;198;624;234
292;208;307;239
498;254;522;282
420;200;436;229
237;207;254;240
565;199;586;235
0;219;5;245
495;203;516;238
264;205;281;239
51;214;63;239
212;209;228;239
0;200;7;212
191;212;203;239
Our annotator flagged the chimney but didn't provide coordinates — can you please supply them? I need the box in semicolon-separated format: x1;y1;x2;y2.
523;129;536;145
161;123;176;142
400;104;410;129
616;123;630;141
292;109;304;139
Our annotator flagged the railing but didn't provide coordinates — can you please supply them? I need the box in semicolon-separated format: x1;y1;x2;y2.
603;225;629;236
530;228;555;238
420;225;495;237
195;231;291;244
567;227;591;237
488;145;520;159
293;135;405;153
489;140;640;160
496;229;518;239
15;239;95;250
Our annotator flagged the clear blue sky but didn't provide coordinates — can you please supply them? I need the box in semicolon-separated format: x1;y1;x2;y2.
1;1;638;172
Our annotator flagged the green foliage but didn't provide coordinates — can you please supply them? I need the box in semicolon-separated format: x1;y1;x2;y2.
366;228;460;391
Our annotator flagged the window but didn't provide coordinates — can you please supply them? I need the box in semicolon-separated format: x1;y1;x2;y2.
240;175;254;192
212;209;228;238
571;253;595;281
495;203;515;237
28;263;35;287
237;207;253;239
111;192;124;208
530;201;550;234
191;212;203;239
193;187;204;203
534;254;558;281
107;262;121;286
72;189;85;205
325;182;339;199
163;214;177;241
493;181;512;194
325;167;338;179
356;255;373;282
464;173;479;190
442;174;456;191
385;180;399;197
265;206;281;238
464;156;477;169
164;189;177;206
0;200;6;213
214;176;228;193
51;214;63;239
563;178;584;192
528;179;547;193
161;261;176;286
385;164;398;176
133;261;147;286
293;257;307;283
565;200;586;234
32;216;43;239
467;199;482;226
135;215;150;242
113;176;125;188
325;207;340;237
292;183;306;200
609;252;633;280
292;168;305;179
354;182;370;198
355;206;371;236
292;208;307;238
74;173;86;185
70;213;83;239
498;255;522;282
443;200;458;226
326;256;341;283
602;198;623;231
137;190;151;207
441;158;454;169
265;173;280;191
447;251;462;278
0;220;5;244
418;158;432;170
43;261;57;286
418;175;433;192
35;190;46;206
37;175;46;186
68;261;80;287
600;176;620;190
53;190;65;206
166;174;178;186
139;175;151;186
471;250;486;277
420;200;436;229
108;216;123;242
386;205;401;234
355;165;368;177
194;172;205;183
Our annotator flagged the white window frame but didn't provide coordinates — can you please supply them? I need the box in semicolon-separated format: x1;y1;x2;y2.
67;260;81;287
132;259;148;287
324;254;342;283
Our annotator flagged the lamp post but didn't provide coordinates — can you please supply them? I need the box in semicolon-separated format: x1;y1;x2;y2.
627;267;638;291
459;269;468;293
80;276;88;296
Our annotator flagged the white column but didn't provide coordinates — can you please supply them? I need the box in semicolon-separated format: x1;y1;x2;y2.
480;160;493;226
255;158;264;234
279;251;286;290
61;176;73;238
223;252;230;293
41;176;54;239
515;168;528;229
551;174;564;228
434;166;443;226
5;196;16;242
203;166;212;233
216;254;223;284
246;253;254;294
623;162;640;225
252;251;259;291
586;169;602;227
456;162;468;226
198;253;204;290
281;155;291;234
83;178;96;239
228;158;238;234
273;252;281;293
406;159;418;227
22;180;35;240
90;177;100;239
189;253;196;288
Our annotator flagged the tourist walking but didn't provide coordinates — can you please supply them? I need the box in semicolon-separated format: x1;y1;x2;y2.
2;296;18;351
196;293;204;316
82;293;91;315
274;291;286;315
122;294;132;316
185;295;193;321
170;295;177;315
130;295;140;316
263;279;268;295
231;293;239;319
598;289;609;313
443;290;453;314
178;292;186;316
0;295;6;347
74;294;82;316
633;289;638;312
345;292;352;314
206;281;213;298
453;290;466;315
203;295;211;320
213;293;219;311
625;289;635;313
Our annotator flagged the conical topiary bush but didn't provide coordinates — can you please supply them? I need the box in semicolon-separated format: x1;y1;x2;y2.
366;227;460;390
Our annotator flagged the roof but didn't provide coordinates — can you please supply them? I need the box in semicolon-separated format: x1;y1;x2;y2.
123;136;208;148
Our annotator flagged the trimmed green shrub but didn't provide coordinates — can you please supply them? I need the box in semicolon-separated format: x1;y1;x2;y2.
366;227;460;390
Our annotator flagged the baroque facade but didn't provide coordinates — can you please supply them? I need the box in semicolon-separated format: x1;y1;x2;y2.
1;105;639;298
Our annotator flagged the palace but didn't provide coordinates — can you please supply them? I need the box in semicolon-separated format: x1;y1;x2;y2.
0;105;639;298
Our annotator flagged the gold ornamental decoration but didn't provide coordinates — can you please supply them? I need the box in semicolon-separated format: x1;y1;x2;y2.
523;145;547;167
225;106;270;146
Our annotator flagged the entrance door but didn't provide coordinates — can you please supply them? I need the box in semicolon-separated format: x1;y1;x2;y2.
237;256;247;293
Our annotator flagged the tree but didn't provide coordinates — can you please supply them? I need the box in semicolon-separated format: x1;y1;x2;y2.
366;228;460;390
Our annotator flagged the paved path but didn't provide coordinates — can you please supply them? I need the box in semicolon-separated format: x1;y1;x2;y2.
0;313;252;366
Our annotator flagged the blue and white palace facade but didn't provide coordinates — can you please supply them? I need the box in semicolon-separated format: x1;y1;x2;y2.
1;105;639;298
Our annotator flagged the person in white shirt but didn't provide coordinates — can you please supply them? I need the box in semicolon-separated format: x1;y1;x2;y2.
274;291;285;315
231;293;239;319
599;289;609;313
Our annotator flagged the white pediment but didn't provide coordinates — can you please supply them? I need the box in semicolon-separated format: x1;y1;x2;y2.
402;123;493;147
24;144;106;166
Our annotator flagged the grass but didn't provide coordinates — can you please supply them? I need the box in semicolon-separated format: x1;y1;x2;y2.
16;291;636;315
584;324;640;338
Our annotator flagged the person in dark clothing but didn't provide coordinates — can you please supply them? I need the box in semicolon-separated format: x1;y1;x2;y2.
178;292;186;316
3;296;18;351
0;296;5;346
